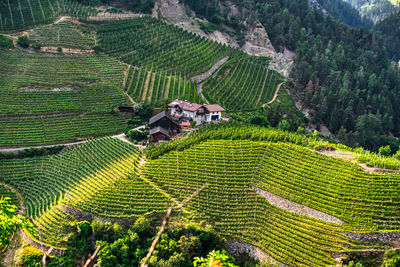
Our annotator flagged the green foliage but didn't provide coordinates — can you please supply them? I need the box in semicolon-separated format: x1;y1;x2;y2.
0;34;13;48
17;36;29;48
18;246;43;267
277;119;290;131
0;0;96;31
0;197;32;246
194;250;238;267
97;18;232;78
379;145;392;156
248;115;269;127
383;249;400;267
126;129;148;143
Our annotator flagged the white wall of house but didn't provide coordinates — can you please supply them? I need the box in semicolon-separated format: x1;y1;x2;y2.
205;112;222;122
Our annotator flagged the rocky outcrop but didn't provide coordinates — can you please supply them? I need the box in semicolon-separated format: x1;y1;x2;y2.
153;0;295;77
341;231;400;242
251;185;344;225
226;239;289;267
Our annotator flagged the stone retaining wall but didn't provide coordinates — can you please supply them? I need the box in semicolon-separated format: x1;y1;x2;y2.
225;239;289;267
340;231;400;242
250;185;343;225
20;231;65;256
60;205;136;226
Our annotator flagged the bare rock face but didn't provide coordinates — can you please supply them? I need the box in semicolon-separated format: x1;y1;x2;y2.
153;0;295;77
243;22;294;77
208;30;239;48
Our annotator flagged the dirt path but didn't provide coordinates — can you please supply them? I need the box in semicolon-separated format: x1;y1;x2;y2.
163;76;170;99
263;82;284;107
0;132;136;153
189;56;229;84
147;73;156;103
251;185;344;225
255;70;269;108
318;149;400;174
141;71;151;102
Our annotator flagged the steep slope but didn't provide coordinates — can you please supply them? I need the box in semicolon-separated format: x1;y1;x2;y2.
344;0;400;22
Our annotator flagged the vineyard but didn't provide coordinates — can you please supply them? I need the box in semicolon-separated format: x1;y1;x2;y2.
203;56;284;111
0;0;96;31
124;66;203;104
29;20;95;50
0;113;126;146
1;125;400;265
96;17;237;78
0;49;128;115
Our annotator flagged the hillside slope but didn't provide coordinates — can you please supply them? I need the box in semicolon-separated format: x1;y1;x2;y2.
3;124;400;265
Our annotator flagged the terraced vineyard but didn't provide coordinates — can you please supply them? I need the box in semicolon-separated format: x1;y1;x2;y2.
0;184;18;206
0;0;95;31
0;113;126;146
0;49;129;146
124;66;203;104
29;20;95;50
97;17;237;78
2;125;399;265
0;49;127;115
203;57;284;111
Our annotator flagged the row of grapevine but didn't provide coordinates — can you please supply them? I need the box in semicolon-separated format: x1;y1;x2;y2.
0;0;96;31
0;113;127;147
254;142;400;230
0;138;140;218
143;140;352;266
0;49;128;115
124;66;203;104
29;20;95;49
203;57;284;111
0;183;19;206
97;17;237;78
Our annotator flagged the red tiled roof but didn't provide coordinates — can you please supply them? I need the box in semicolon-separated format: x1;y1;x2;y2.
168;99;203;112
204;104;225;112
181;122;191;126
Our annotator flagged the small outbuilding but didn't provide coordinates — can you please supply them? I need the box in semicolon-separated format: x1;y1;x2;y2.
149;110;181;142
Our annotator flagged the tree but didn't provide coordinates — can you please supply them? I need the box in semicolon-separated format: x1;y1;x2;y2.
193;250;238;267
379;145;391;157
277;119;290;131
0;197;32;246
248;114;269;127
17;35;29;48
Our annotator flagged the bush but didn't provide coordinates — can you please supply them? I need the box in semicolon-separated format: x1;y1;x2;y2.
18;246;43;267
32;43;41;50
126;129;148;142
379;145;391;157
248;115;269;127
17;36;29;48
0;34;13;48
57;47;62;52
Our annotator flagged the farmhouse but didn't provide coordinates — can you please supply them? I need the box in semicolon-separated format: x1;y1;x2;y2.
168;99;225;126
149;111;181;141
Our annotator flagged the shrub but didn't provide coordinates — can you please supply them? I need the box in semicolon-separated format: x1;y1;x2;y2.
17;36;29;48
126;129;148;142
0;34;13;48
18;246;43;267
32;43;41;50
57;47;62;52
379;145;391;157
